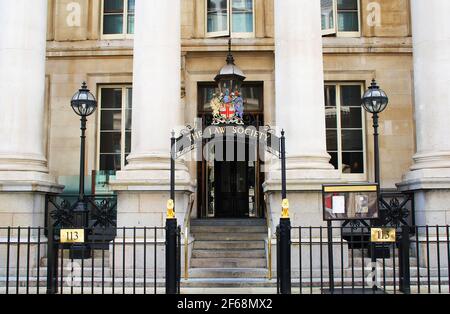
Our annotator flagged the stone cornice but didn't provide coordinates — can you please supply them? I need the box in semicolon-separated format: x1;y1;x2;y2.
46;37;413;58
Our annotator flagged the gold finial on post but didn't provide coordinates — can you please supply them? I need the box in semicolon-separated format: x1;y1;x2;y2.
281;199;290;218
167;199;175;219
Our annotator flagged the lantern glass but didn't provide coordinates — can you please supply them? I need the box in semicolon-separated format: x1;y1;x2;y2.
218;76;243;95
71;83;98;117
362;80;389;114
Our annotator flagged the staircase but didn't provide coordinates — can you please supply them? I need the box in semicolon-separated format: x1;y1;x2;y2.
186;219;271;287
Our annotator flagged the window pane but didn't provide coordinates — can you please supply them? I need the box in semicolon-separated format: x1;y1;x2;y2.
341;107;362;128
321;0;334;30
325;107;337;128
341;130;363;151
324;85;336;107
100;132;122;154
127;88;133;109
326;130;338;151
342;152;364;174
127;0;135;12
100;154;122;171
101;110;122;131
232;0;253;33
104;0;124;13
338;12;358;32
125;131;132;154
101;88;122;109
200;86;218;111
240;85;262;111
341;85;361;107
337;0;358;10
125;109;132;130
207;0;228;33
329;152;339;170
232;12;253;33
127;14;134;34
103;14;124;34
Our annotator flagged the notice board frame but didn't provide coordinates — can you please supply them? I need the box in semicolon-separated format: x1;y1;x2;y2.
322;184;379;221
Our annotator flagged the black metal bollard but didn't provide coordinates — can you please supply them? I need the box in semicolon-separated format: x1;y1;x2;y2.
279;217;291;294
166;218;178;294
399;225;411;294
46;224;58;294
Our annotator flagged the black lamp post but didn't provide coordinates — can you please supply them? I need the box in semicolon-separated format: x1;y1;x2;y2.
361;79;389;185
70;82;98;258
361;79;389;292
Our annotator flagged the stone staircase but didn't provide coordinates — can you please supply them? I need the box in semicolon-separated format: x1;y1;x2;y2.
186;219;270;287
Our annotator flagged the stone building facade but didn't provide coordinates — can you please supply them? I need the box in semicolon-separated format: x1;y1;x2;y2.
0;0;449;233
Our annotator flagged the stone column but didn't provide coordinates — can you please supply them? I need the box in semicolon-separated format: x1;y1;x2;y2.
265;0;339;226
0;0;61;227
399;0;450;227
111;0;192;227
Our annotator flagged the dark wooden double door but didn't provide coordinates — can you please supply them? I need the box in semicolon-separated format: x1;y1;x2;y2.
214;160;250;218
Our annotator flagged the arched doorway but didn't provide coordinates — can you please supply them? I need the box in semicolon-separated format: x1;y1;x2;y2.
197;82;265;219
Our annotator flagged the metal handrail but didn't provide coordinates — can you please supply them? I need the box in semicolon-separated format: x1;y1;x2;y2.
183;194;195;280
263;194;274;280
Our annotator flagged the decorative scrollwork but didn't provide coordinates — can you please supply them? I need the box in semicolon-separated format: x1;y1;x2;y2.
47;194;118;234
88;197;117;228
342;219;370;231
378;193;411;228
48;198;75;228
179;125;194;136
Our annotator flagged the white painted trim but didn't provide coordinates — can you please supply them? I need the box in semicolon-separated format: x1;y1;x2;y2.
325;82;367;182
96;85;133;172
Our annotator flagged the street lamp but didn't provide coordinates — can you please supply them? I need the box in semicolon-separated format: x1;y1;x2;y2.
70;82;98;258
362;79;389;185
214;39;246;95
361;79;389;292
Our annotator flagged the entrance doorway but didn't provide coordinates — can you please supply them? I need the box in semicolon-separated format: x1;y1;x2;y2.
197;82;264;219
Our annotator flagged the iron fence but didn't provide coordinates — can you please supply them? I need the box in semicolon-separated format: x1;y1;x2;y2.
277;225;450;294
0;226;181;295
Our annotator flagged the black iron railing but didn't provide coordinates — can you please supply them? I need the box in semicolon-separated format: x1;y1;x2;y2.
45;194;118;247
0;226;182;295
276;225;450;294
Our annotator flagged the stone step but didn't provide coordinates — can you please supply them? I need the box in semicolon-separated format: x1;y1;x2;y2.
32;267;111;278
191;225;267;234
181;278;275;288
194;240;265;250
192;249;266;259
191;258;267;268
188;268;269;279
193;232;266;241
40;258;110;268
190;219;266;227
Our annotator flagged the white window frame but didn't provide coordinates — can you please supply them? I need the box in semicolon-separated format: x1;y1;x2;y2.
325;82;367;181
321;0;361;37
101;0;134;40
97;85;132;172
205;0;256;39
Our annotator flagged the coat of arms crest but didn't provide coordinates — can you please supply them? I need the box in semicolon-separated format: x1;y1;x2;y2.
210;89;244;125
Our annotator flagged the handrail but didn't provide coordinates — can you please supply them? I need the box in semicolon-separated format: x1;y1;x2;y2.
183;194;195;280
263;194;274;280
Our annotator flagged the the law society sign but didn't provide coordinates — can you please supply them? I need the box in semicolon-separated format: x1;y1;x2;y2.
322;184;379;221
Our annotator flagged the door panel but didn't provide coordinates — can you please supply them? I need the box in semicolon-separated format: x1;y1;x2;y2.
215;161;249;218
